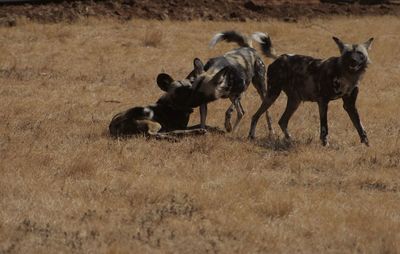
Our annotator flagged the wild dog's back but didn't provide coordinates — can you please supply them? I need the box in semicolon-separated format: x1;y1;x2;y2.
194;30;276;132
267;54;325;102
268;53;366;102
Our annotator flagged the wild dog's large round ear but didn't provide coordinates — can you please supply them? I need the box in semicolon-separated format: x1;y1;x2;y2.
193;58;204;74
157;73;174;92
332;36;346;53
363;38;374;51
186;58;204;80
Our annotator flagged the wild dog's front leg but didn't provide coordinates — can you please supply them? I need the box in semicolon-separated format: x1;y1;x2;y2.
200;104;208;129
164;128;207;137
318;100;329;146
343;88;369;146
150;133;179;142
189;124;226;134
224;104;234;132
145;120;179;141
151;129;207;142
154;129;206;141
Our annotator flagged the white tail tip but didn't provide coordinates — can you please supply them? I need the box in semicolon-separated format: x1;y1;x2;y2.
251;32;269;44
209;33;224;49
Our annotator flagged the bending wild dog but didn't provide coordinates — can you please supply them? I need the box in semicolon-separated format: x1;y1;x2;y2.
191;31;276;132
109;59;210;140
249;36;374;146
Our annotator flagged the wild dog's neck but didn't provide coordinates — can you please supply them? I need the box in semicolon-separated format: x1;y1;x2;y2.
156;95;194;113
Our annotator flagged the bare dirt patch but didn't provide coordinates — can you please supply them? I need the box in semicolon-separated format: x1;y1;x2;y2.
1;0;400;24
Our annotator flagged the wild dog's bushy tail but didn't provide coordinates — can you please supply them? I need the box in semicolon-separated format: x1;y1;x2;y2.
209;31;251;49
251;32;278;60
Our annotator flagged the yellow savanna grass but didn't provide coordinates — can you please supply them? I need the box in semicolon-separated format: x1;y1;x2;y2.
0;17;399;253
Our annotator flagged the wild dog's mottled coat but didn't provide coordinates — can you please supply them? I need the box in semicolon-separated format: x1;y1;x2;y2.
109;59;207;140
249;37;374;146
192;31;276;132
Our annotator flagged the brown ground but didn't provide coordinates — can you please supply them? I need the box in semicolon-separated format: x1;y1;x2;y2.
0;17;399;253
1;0;400;24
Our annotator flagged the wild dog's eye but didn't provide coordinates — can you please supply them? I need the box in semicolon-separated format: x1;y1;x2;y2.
354;51;365;61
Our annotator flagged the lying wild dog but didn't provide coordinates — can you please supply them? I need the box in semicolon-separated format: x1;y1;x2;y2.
249;36;374;146
191;31;277;133
109;59;211;140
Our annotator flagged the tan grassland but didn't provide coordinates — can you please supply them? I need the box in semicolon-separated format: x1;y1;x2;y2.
0;16;399;253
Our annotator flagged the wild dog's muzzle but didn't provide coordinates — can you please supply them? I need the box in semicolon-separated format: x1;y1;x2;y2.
348;52;367;71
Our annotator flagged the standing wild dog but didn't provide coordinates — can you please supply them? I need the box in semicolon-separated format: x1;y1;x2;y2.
249;36;374;146
109;59;209;140
191;31;277;132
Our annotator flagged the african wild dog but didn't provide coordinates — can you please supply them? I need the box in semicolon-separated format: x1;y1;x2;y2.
190;31;277;132
248;36;374;146
109;58;210;140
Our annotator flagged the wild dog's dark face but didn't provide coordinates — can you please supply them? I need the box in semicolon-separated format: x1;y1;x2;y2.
333;37;373;73
156;58;205;108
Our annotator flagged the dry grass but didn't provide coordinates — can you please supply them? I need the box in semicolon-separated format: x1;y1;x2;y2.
142;28;163;48
0;17;399;253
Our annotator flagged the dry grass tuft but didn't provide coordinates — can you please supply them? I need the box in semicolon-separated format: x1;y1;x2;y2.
65;155;97;179
255;196;294;219
143;28;163;47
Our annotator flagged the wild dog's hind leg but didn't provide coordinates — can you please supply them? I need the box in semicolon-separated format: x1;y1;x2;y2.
224;104;234;132
343;87;369;146
318;100;329;146
231;97;244;132
249;90;281;139
278;96;301;141
252;58;275;135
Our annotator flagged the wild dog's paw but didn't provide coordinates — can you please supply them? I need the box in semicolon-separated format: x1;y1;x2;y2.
268;128;276;137
225;121;233;132
283;134;293;142
151;133;180;142
321;139;329;147
206;126;226;135
193;128;208;135
247;134;255;140
283;136;294;145
361;136;369;147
